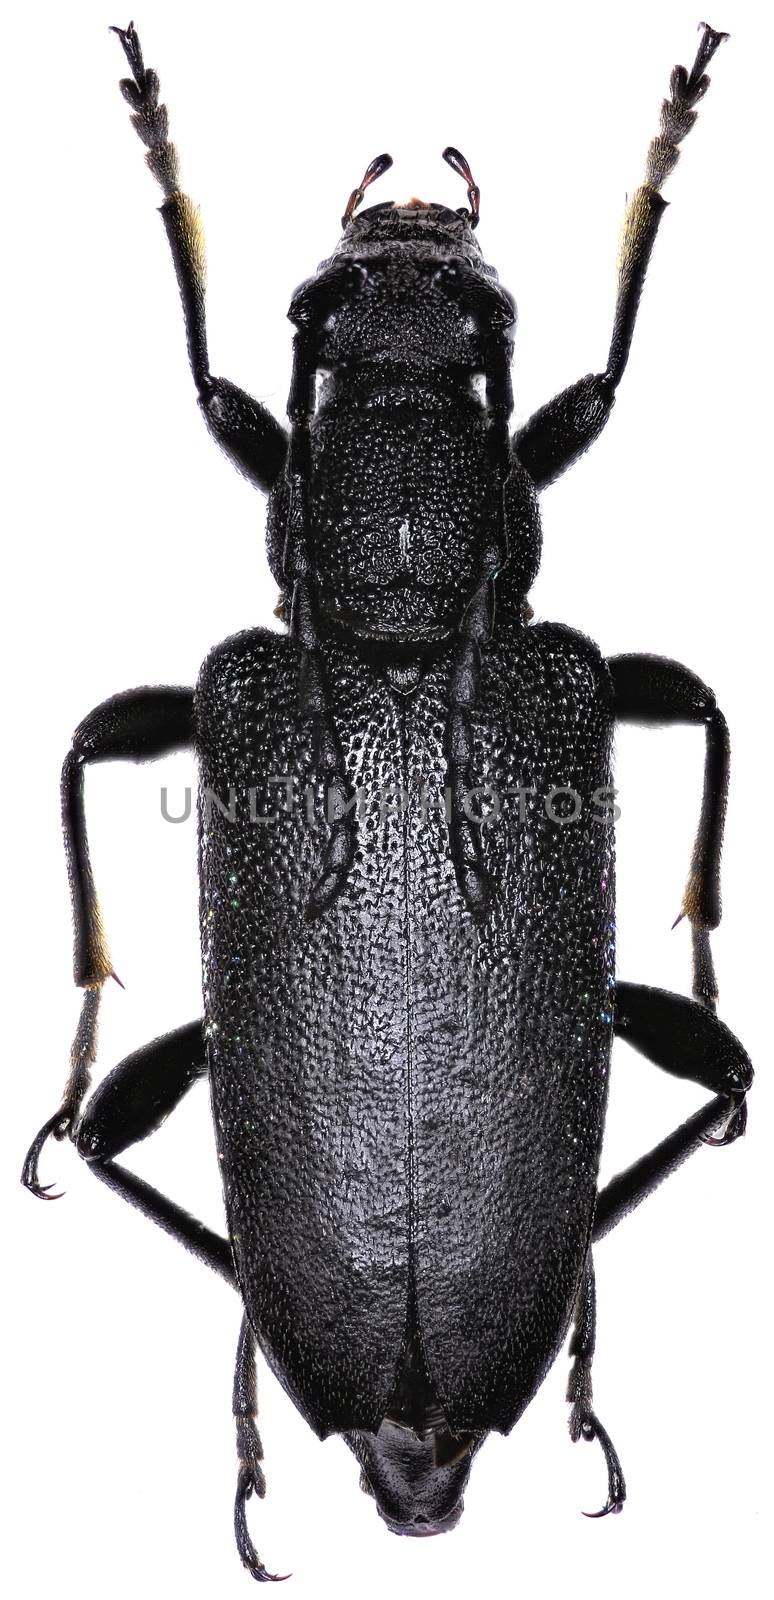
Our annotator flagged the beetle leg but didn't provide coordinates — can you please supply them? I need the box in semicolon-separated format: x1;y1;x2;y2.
74;1021;207;1160
110;22;287;492
609;654;729;1008
233;1315;288;1583
75;1024;232;1277
21;988;101;1199
28;1014;237;1279
567;1254;626;1517
21;688;194;1196
514;23;727;490
593;983;753;1242
64;687;195;984
88;1158;235;1280
614;981;752;1137
513;372;616;494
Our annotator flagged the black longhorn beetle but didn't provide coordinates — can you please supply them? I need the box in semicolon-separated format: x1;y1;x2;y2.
22;18;752;1580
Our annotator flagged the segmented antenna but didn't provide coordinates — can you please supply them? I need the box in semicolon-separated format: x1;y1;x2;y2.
442;147;480;227
342;153;394;228
442;333;512;922
283;332;358;920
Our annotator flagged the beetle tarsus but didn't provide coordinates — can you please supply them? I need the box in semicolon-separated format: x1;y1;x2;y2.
234;1467;289;1584
109;21;146;89
692;23;729;85
642;21;728;193
236;1415;266;1500
232;1314;288;1580
582;1499;625;1520
22;989;103;1200
575;1410;627;1520
568;1260;626;1518
21;1109;70;1199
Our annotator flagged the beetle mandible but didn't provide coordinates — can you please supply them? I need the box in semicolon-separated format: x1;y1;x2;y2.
22;18;753;1579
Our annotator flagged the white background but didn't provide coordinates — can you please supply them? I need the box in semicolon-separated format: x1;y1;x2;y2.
2;1;770;1595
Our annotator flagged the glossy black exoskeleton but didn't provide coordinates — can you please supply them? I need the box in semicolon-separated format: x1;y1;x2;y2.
23;19;752;1578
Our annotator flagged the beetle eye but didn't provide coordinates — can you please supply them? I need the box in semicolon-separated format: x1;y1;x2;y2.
432;263;459;288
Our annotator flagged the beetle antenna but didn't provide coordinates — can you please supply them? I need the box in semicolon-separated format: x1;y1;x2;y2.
342;152;393;228
445;576;497;921
443;336;512;921
284;332;359;919
442;147;480;227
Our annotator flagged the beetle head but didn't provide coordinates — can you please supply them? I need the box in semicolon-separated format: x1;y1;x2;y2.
334;197;487;263
345;1419;481;1537
339;146;479;236
287;145;515;376
268;147;540;647
267;148;530;649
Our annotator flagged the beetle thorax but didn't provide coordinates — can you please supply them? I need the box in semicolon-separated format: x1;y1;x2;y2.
268;220;541;645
